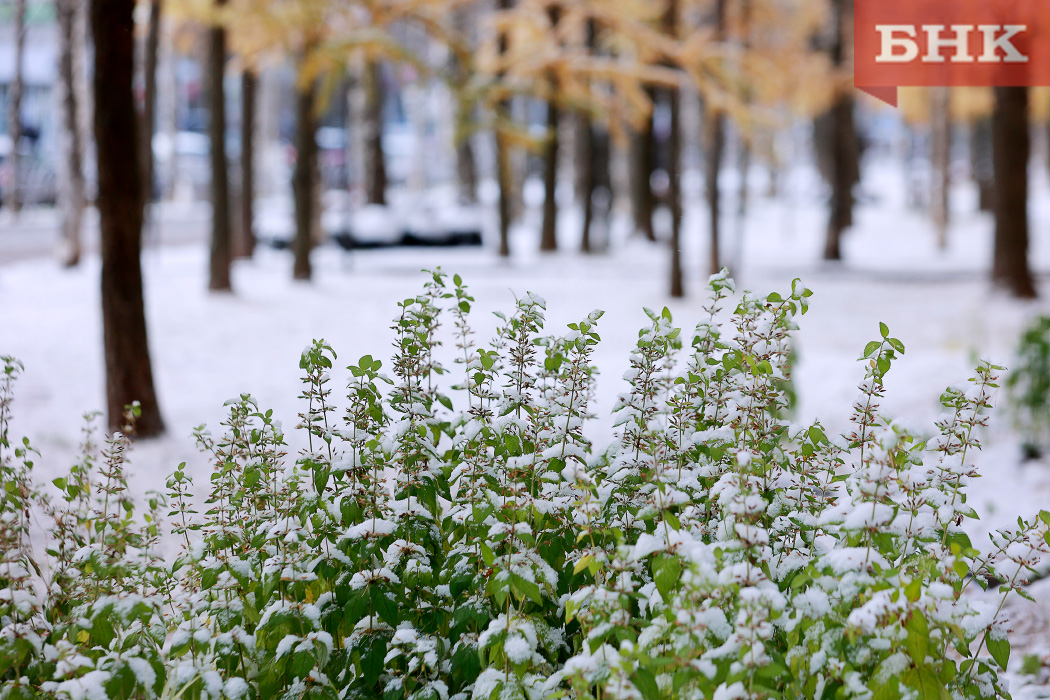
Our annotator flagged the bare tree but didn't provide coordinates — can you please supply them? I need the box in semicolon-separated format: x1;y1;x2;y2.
238;69;257;258
207;0;232;291
141;0;161;214
91;0;165;436
5;0;26;214
293;76;318;280
628;87;657;242
991;86;1037;298
55;0;86;267
817;0;857;261
703;0;726;276
450;8;478;205
363;59;387;206
495;0;513;258
665;0;684;297
930;86;950;250
539;7;561;252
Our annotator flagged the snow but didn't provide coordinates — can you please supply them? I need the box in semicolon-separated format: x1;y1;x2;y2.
2;155;1050;689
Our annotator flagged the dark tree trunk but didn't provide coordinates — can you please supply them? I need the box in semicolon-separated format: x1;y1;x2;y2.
293;77;318;280
819;0;856;261
991;86;1037;298
971;117;994;212
664;0;683;297
930;87;950;250
704;108;725;276
56;0;86;267
91;0;165;437
539;6;562;253
539;101;560;252
629;86;657;241
207;3;232;291
238;69;256;258
6;0;25;214
495;0;513;258
141;0;161;210
364;59;387;206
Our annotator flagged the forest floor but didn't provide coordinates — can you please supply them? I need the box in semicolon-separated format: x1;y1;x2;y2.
2;156;1050;693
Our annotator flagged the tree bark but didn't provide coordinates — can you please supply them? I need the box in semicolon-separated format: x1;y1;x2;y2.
971;117;994;212
539;102;560;252
207;2;232;291
629;87;657;242
56;0;86;267
5;0;26;214
930;86;950;250
495;0;513;258
450;8;477;205
237;69;256;258
293;77;318;280
704;108;725;276
820;0;856;261
665;0;683;297
141;0;161;211
991;86;1037;298
364;59;387;206
91;0;165;437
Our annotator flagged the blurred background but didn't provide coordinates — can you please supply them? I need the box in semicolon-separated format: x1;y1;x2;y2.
3;0;1050;687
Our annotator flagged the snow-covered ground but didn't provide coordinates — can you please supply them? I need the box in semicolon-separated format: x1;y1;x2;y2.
2;155;1050;693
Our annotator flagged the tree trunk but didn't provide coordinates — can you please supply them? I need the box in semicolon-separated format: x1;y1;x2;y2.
820;0;856;261
364;59;387;206
56;0;86;267
971;117;994;212
539;101;560;252
704;108;725;276
237;69;256;258
629;87;657;241
450;9;477;205
5;0;25;214
207;3;232;291
141;0;161;211
293;77;318;280
495;0;513;258
665;0;683;297
930;86;950;250
91;0;165;437
991;86;1037;298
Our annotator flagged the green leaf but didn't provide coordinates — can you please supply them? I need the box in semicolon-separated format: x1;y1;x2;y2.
880;322;890;338
631;668;661;700
986;635;1011;669
653;554;681;602
906;612;929;664
903;665;951;700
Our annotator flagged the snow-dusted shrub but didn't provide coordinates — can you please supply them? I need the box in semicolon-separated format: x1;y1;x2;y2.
2;271;1049;700
1005;315;1050;458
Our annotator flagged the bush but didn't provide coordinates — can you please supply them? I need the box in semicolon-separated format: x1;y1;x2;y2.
1005;315;1050;459
2;271;1048;700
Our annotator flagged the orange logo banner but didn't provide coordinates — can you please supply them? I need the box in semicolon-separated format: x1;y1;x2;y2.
854;0;1050;106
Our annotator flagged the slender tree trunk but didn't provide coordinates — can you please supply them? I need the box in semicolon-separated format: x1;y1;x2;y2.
293;77;318;280
539;6;561;253
579;116;594;254
930;86;950;250
56;0;86;267
207;3;232;291
495;0;513;258
703;0;727;276
141;0;161;211
91;0;165;437
450;9;477;205
629;87;657;241
991;86;1037;298
823;0;857;260
971;117;994;212
6;0;25;213
364;59;387;206
238;69;256;258
665;0;683;297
